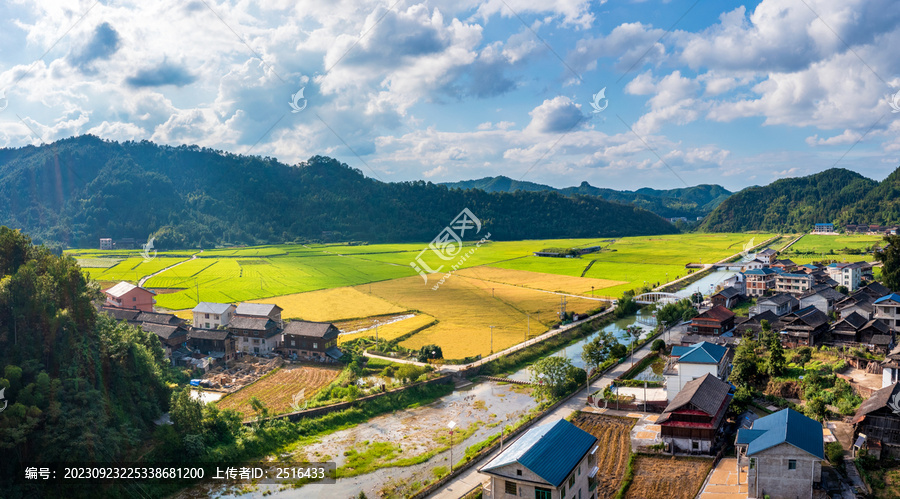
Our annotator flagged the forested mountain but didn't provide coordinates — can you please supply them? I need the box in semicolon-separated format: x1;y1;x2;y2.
0;136;677;249
840;167;900;225
699;168;878;232
441;176;732;219
0;227;173;493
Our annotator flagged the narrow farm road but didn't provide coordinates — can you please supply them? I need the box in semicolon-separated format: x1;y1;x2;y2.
137;250;202;287
428;324;687;499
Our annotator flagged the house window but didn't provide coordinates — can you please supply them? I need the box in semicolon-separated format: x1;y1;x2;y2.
205;313;210;319
516;469;522;476
788;459;797;470
692;441;700;450
505;480;517;495
569;474;575;488
313;342;318;349
534;487;551;499
291;340;295;347
561;485;566;498
132;297;136;302
205;323;210;328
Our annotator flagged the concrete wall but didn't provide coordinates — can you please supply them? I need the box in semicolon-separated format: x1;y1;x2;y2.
667;435;713;454
885;367;900;388
747;443;821;499
799;294;829;315
193;308;234;329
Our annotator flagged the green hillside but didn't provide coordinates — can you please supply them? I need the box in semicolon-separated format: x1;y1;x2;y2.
0;136;677;249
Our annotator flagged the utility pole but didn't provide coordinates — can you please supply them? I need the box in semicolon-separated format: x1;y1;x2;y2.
489;325;494;354
526;314;530;341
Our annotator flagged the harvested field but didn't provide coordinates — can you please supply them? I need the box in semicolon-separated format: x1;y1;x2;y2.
627;455;714;499
455;266;626;295
215;364;342;416
571;412;635;498
249;287;407;321
202;356;283;390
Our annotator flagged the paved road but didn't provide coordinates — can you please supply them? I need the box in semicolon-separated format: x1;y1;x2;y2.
427;324;686;499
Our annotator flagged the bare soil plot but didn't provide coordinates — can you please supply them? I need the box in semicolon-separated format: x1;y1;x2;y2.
627;455;714;499
571;412;635;499
215;364;342;416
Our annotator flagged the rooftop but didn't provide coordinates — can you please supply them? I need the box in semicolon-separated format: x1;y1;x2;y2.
481;419;597;488
694;305;735;322
192;302;234;314
283;320;338;339
852;383;900;423
874;293;900;304
736;408;824;459
105;281;154;298
235;302;282;317
671;341;728;365
659;373;731;423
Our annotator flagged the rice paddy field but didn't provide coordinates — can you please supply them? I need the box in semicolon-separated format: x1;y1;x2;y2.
67;234;803;358
781;233;884;265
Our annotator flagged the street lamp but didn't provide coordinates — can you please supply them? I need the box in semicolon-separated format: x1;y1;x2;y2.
448;420;457;472
374;319;380;345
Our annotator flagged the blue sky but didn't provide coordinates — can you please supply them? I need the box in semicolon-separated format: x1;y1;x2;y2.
0;0;899;191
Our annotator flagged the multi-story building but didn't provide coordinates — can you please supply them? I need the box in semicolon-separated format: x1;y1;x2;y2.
736;409;824;499
875;293;900;333
663;341;731;401
192;302;236;329
281;320;342;362
812;222;835;234
689;305;735;335
775;272;814;295
659;373;732;454
480;419;598;499
103;281;156;312
743;268;779;296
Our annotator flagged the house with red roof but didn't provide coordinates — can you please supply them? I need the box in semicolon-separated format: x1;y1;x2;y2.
689;305;735;335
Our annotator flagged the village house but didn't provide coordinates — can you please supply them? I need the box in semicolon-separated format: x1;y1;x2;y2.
479;419;598;499
228;315;281;355
689;305;735;335
743;268;780;296
658;373;732;455
830;312;870;346
187;328;237;363
234;302;284;327
770;258;797;271
883;345;900;387
280;320;342;362
192;302;236;329
736;408;824;499
836;292;876;320
798;284;846;315
779;305;830;348
858;319;894;353
775;272;814;295
711;286;743;309
720;273;746;294
756;248;778;265
812;222;835;234
142;322;190;357
741;259;767;271
874;293;900;333
852;382;900;459
751;293;798;317
100;237;113;250
103;281;156;312
663;341;731;402
734;310;781;337
99;306;190;358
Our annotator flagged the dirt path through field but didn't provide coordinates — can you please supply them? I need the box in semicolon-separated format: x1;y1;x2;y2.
138;250;202;287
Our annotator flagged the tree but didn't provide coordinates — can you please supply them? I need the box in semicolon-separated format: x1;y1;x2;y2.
805;397;827;421
835;285;849;295
530;357;574;399
876;234;900;290
765;326;785;377
608;341;627;359
582;338;607;375
730;339;760;389
417;344;443;362
651;339;666;352
170;388;203;434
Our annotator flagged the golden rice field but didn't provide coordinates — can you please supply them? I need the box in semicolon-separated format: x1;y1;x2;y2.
361;275;601;359
337;314;437;344
454;266;626;295
248;287;408;321
216;365;341;416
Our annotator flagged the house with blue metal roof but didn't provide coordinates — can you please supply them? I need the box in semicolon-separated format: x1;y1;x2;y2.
736;408;824;498
874;293;900;334
479;418;598;499
664;341;732;401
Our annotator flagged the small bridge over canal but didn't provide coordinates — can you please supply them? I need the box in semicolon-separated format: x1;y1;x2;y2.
634;292;679;305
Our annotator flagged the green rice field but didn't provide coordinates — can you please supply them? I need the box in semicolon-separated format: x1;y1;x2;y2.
67;234;775;309
781;234;884;265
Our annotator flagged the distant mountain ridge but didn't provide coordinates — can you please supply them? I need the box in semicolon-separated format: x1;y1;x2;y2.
441;176;732;219
0;135;677;248
698;167;900;232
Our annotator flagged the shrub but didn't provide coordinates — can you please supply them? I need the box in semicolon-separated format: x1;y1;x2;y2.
651;339;666;352
825;441;844;466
